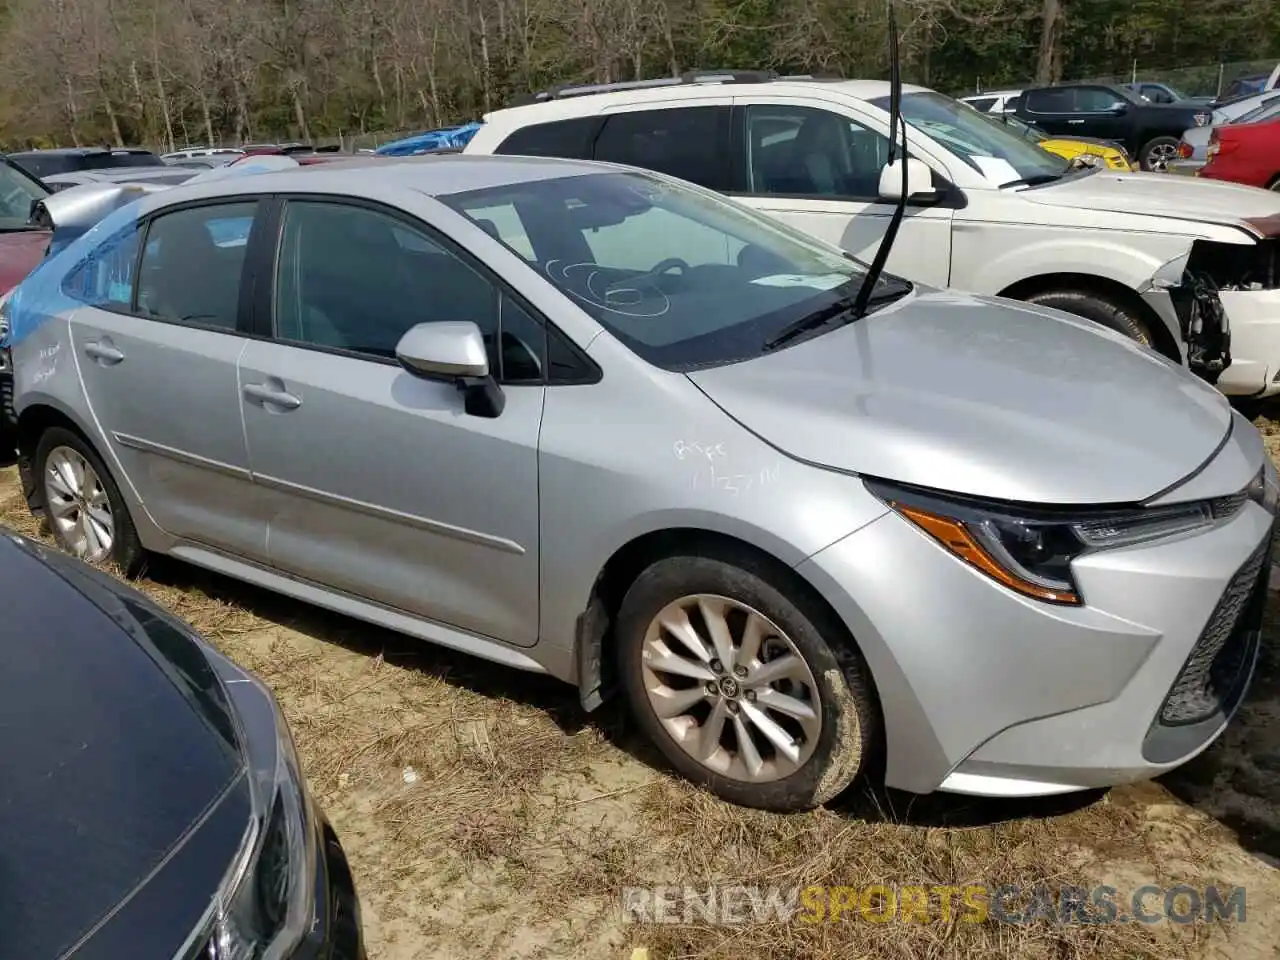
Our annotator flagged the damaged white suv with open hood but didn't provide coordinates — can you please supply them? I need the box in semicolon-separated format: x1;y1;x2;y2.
464;74;1280;397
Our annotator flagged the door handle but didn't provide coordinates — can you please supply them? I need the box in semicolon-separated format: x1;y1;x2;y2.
242;382;302;410
83;341;124;365
1066;119;1085;124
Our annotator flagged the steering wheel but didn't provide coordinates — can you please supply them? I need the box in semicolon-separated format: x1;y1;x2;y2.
645;257;689;277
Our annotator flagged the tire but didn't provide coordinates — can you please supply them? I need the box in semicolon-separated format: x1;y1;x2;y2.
1023;288;1156;348
1139;136;1180;172
33;426;145;575
1268;176;1280;193
615;551;880;812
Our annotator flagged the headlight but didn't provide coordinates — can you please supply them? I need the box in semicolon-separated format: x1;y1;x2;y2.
865;473;1261;606
201;676;316;960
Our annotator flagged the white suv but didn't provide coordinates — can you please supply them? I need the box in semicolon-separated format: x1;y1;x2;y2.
464;74;1280;397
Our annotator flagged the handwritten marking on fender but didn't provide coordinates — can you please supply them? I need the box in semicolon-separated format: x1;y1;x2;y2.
675;440;781;495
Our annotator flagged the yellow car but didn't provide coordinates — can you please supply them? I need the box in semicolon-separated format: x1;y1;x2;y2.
998;113;1138;171
1038;135;1136;171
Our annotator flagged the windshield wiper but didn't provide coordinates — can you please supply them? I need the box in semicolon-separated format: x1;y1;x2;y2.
763;297;858;351
764;283;908;351
1000;168;1077;189
847;0;909;322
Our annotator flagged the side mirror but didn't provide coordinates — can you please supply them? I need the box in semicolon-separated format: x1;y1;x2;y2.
1107;101;1129;115
878;158;936;201
395;321;505;418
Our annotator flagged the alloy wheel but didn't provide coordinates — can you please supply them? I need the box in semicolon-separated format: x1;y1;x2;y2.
44;445;114;563
640;594;822;782
1145;142;1178;171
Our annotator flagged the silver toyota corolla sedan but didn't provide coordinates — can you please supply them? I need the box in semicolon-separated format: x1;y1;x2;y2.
4;155;1275;812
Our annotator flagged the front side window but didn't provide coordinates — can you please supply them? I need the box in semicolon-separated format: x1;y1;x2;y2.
61;221;142;310
593;107;730;190
0;160;48;228
743;105;892;199
965;97;997;113
871;90;1069;185
135;201;259;329
273;200;546;382
441;170;911;370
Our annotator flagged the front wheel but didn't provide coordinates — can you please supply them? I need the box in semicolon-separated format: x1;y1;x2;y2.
1023;288;1156;349
616;552;880;811
1139;136;1180;172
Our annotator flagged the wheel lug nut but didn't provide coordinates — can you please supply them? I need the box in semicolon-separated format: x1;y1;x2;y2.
744;690;756;703
705;681;717;696
734;666;747;679
726;700;739;714
710;659;724;674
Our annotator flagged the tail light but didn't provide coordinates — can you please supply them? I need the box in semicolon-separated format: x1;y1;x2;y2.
1177;141;1192;159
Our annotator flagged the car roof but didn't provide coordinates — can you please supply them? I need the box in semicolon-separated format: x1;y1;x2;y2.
481;78;928;125
139;153;611;206
8;147;155;157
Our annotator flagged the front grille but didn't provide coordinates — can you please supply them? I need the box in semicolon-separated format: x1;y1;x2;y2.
1158;536;1268;725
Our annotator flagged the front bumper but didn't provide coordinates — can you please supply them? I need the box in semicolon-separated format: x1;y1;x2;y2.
1215;288;1280;397
798;440;1273;797
290;813;366;959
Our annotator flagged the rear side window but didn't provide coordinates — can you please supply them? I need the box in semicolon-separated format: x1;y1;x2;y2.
10;155;71;178
85;152;164;170
494;117;599;159
965;97;997;112
593;106;731;190
61;221;143;309
1023;88;1075;113
135;202;260;329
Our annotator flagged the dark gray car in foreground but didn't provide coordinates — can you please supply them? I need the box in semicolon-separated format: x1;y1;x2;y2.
0;530;363;959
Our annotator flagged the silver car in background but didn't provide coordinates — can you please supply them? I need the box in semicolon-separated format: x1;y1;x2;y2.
1170;92;1280;175
4;156;1275;811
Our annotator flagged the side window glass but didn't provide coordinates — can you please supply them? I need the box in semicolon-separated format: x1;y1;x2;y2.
135;202;258;328
274;200;546;383
62;221;142;309
1077;87;1124;112
593;107;730;190
743;105;889;200
495;117;599;159
456;202;536;259
1025;88;1073;113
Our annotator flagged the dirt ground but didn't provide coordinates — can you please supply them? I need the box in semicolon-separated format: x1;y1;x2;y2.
5;421;1280;960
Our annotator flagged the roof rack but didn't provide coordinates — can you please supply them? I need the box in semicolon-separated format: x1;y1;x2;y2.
505;69;836;107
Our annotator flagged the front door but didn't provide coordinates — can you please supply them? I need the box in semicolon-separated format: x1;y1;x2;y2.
730;100;954;288
67;200;271;560
238;198;545;646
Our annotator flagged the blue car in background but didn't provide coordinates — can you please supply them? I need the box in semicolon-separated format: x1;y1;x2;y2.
374;123;482;156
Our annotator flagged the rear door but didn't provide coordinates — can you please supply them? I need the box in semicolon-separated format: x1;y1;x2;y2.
66;198;271;560
1019;87;1080;136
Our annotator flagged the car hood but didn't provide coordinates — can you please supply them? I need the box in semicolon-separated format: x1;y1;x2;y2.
1014;169;1280;232
0;229;50;293
687;288;1232;505
0;534;247;959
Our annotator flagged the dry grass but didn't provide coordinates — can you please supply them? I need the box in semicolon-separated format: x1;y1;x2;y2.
3;419;1279;960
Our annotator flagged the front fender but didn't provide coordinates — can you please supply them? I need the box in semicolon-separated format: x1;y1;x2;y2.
978;235;1192;297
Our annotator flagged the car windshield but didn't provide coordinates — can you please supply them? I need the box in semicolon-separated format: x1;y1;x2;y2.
869;90;1069;186
0;160;49;229
441;171;911;369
